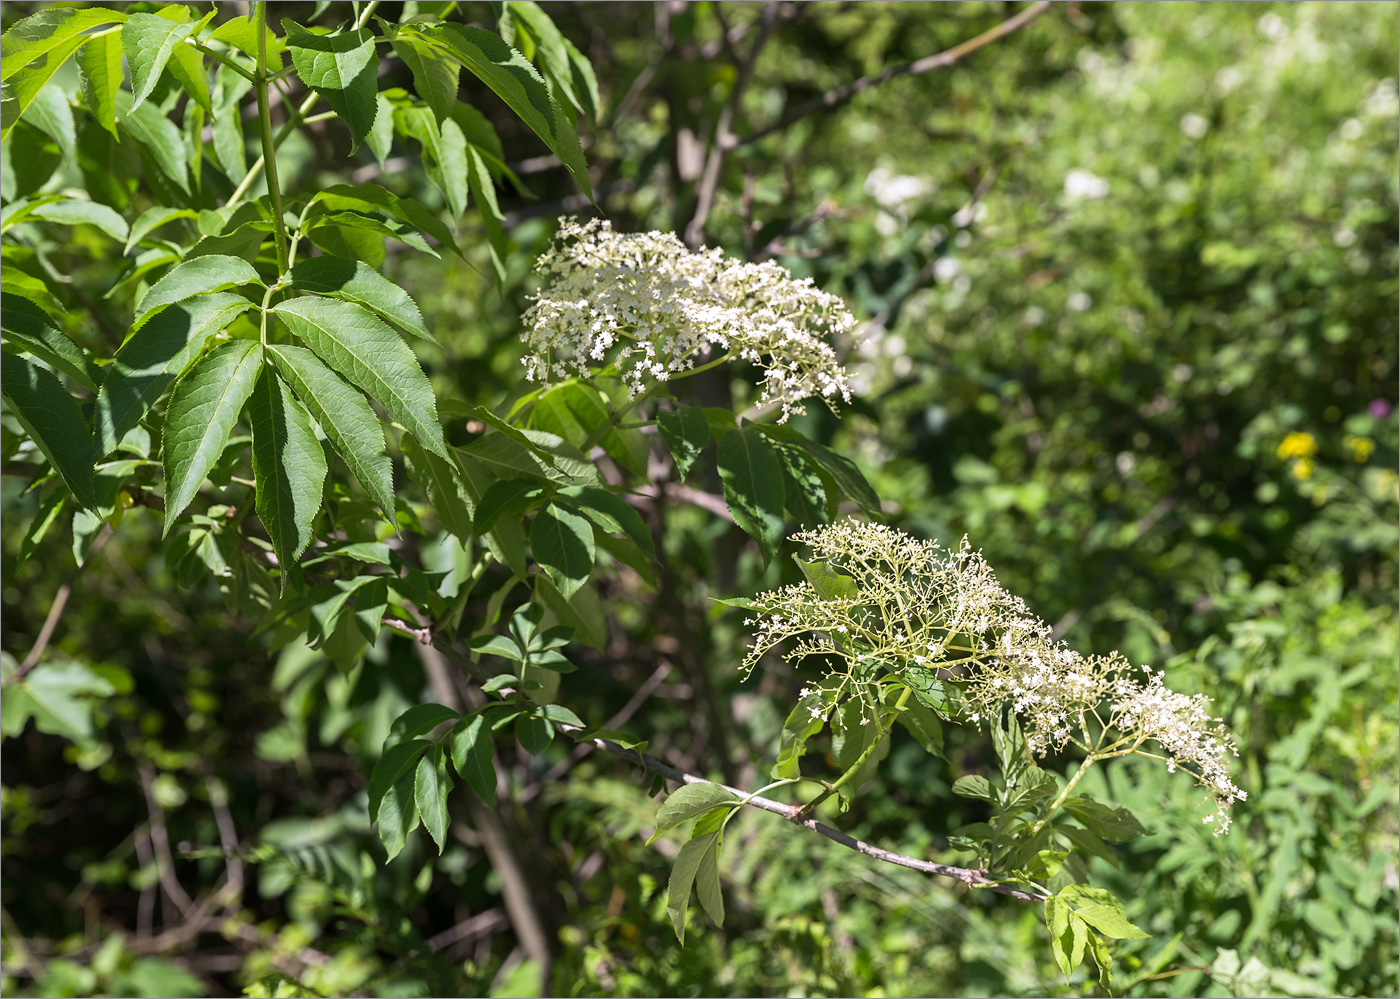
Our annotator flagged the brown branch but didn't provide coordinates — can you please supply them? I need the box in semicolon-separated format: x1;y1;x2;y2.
9;526;114;685
685;2;784;247
728;0;1057;150
553;723;1047;902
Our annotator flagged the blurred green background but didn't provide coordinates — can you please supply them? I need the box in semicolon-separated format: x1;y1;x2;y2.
2;2;1396;996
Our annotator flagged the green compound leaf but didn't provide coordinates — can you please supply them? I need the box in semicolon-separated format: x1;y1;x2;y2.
20;81;75;162
1;8;126;82
310;182;461;257
449;714;498;806
287;256;435;343
529;502;594;599
1062;796;1150;843
368;737;432;822
248;367;328;574
1;304;100;393
77;29;122;139
392;36;460;124
405;22;592;200
557;485;656;558
274;295;447;459
0;355;96;508
96;293;252;457
415;745;454;854
268;344;395;519
115;89;190;194
656;405;710;481
122;11;213;112
515;713;554;755
283;21;379;151
465;142;508;283
716;427;785;566
474;478;543;535
401;435;477;542
133;255;262;330
161;339;262;534
666;831;719;944
28;197;127;243
652;783;738;840
376;771;419;862
401;106;468;223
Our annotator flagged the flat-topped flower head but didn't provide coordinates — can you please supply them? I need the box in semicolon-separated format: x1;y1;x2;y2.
741;520;1245;833
521;218;858;422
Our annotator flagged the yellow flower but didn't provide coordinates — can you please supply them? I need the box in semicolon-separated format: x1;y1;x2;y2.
1344;435;1376;462
1291;457;1314;480
1276;432;1317;461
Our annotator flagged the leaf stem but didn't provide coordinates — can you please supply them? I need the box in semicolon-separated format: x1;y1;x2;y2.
355;0;382;30
255;1;290;274
794;686;910;820
191;40;255;83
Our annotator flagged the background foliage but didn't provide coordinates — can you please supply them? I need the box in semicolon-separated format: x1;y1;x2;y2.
2;2;1396;997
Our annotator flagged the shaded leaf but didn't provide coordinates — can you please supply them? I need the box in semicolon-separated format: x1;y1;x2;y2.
415;745;453;853
392;36;459;124
248;368;327;573
367;738;432;821
716;427;785;565
557;485;655;557
162;339;261;532
666;832;718;943
656;406;710;480
288;256;435;343
116;90;190;194
1;305;100;392
77;29;122;138
530;503;594;598
283;21;379;150
0;355;96;508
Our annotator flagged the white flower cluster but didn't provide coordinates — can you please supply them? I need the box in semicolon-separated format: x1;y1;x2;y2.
521;218;857;421
741;520;1246;833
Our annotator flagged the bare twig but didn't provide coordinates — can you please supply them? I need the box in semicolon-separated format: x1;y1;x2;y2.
685;3;783;247
136;765;196;920
425;909;507;953
11;526;114;685
728;0;1056;150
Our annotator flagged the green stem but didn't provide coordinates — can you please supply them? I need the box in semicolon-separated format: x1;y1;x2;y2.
255;2;289;274
355;0;382;29
581;381;663;451
794;687;910;820
191;40;255;83
1028;754;1097;840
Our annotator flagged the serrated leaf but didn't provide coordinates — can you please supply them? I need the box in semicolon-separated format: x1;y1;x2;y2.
367;737;432;821
0;659;115;747
393;36;459;124
24;197;126;242
556;485;655;558
124;205;198;255
354;577;389;641
772;689;827;780
287;256;435;343
20;81;75;162
16;488;66;571
1;306;100;392
1;38;85;143
474;478;544;534
284;22;379;150
0;355;96;508
376;771;419;861
415;745;453;853
777;444;827;527
514;713;553;754
449;714;497;806
1074;904;1149;940
273;295;447;459
1;8;126;82
653;783;738;838
96;293;251;457
716;427;785;565
530;503;594;599
794;556;858;602
656;406;711;481
387;703;460;751
248;367;327;573
467;633;524;661
951;775;995;801
161;339;261;532
755;428;881;514
206;12;283;62
404;107;469;223
401;435;477;543
405;22;591;199
1062;796;1149;843
269;344;395;518
115;89;190;194
76;29;123;139
465;143;507;283
309;183;461;257
134;255;261;329
367;91;394;166
122;12;210;111
666;831;718;944
895;699;944;758
694;833;724;927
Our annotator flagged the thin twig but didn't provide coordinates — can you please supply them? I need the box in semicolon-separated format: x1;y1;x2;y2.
11;526;113;684
728;0;1056;149
685;2;783;247
554;723;1047;902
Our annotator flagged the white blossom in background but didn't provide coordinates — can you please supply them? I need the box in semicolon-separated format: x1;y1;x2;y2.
1063;168;1110;201
741;520;1246;833
521;218;857;422
1180;112;1210;140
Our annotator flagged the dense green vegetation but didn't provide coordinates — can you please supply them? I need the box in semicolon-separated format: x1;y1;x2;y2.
2;2;1395;997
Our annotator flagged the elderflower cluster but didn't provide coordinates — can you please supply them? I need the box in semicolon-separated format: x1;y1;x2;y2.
741;520;1245;833
520;218;857;421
